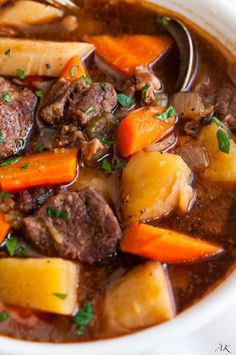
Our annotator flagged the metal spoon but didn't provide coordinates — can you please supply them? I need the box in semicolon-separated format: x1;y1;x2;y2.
44;0;79;11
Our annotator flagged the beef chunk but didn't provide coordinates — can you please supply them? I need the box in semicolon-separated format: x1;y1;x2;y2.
40;79;117;126
0;77;37;159
215;87;236;131
17;187;53;214
23;188;122;263
175;140;209;171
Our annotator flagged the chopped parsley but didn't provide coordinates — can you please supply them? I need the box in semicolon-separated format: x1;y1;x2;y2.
74;301;94;336
36;143;47;152
35;90;44;98
4;49;11;56
20;163;29;169
100;83;108;92
101;159;112;173
47;207;69;220
158;16;170;28
155;105;176;123
116;159;127;170
0;131;4;144
71;65;78;77
16;139;24;149
0;311;10;322
45;63;51;69
5;236;18;257
0;192;14;199
117;93;133;107
142;84;151;100
16;68;27;80
212;116;231;154
85;106;94;115
18;245;28;257
2;92;11;104
80;76;92;84
53;293;67;300
0;156;21;167
100;139;115;146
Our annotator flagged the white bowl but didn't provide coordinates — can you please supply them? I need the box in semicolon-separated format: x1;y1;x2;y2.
1;1;236;354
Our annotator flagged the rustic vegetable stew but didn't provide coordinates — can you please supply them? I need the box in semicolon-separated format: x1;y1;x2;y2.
0;0;235;343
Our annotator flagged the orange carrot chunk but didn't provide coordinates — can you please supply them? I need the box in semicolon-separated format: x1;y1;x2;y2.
84;35;173;76
61;55;86;81
0;148;78;192
117;106;176;157
0;211;10;244
121;223;223;263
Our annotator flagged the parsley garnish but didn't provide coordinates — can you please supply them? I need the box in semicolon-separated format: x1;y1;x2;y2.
101;159;112;173
2;92;11;104
18;245;28;257
36;143;46;152
5;236;18;256
74;301;94;336
0;192;14;199
80;76;92;84
0;131;4;144
4;49;11;56
85;106;94;115
100;139;115;146
155;106;176;123
212;116;221;126
71;65;78;77
16;68;27;80
16;139;24;149
159;16;170;28
117;93;133;107
100;83;108;92
47;207;69;220
53;293;67;300
0;156;21;167
35;90;44;98
0;311;10;322
116;159;127;170
217;129;230;154
20;163;29;169
142;84;150;100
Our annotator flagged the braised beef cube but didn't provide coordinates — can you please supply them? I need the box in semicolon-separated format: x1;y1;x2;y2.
23;187;122;263
0;77;37;159
215;87;236;131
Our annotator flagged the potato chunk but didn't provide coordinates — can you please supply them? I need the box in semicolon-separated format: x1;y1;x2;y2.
0;38;94;77
102;262;175;334
0;258;78;315
121;151;194;223
199;123;236;184
0;1;63;27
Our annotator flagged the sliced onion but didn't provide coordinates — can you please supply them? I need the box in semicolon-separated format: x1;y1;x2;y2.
171;92;213;121
145;133;177;153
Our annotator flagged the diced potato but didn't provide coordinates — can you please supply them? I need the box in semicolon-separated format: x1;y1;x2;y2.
0;258;78;315
0;38;94;77
199;123;236;183
102;262;175;334
121;151;194;223
0;1;63;27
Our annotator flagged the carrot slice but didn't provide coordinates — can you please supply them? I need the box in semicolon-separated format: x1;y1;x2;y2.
60;55;86;81
117;106;175;157
0;211;10;244
121;223;223;263
84;35;173;76
0;148;78;192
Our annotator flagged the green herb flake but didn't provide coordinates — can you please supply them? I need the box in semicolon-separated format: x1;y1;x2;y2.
45;63;51;69
100;83;108;92
74;301;94;336
71;65;78;77
6;236;18;257
80;76;92;84
36;143;46;152
47;207;69;220
142;84;151;100
16;139;24;149
100;139;115;146
155;105;176;123
217;129;230;154
0;192;14;199
159;16;170;28
53;293;67;300
212;116;221;126
35;90;44;98
16;68;27;80
18;245;28;257
117;93;133;107
116;160;127;170
85;106;94;115
20;163;29;169
0;311;10;322
101;159;112;173
2;92;11;104
4;49;11;56
0;156;21;167
0;131;4;144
